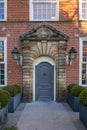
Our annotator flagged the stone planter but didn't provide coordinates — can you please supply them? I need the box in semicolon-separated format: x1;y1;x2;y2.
0;105;8;129
67;92;79;112
79;103;87;128
8;93;21;113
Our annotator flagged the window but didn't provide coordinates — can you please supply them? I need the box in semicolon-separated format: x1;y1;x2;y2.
0;38;7;87
79;0;87;20
30;0;58;21
0;0;7;21
80;37;87;86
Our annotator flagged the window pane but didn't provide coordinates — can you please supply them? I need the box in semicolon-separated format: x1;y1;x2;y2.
0;41;4;61
0;64;5;85
0;2;4;19
82;1;87;19
82;41;87;85
0;39;6;86
0;9;4;13
82;64;87;84
0;3;4;8
33;1;57;20
82;41;87;62
0;14;4;19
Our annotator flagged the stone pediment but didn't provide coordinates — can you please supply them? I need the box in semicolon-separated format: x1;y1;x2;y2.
20;22;69;41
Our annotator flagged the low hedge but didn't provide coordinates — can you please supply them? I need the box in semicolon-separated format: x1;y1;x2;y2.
79;89;87;106
67;84;77;93
0;90;10;109
3;85;20;97
71;85;85;97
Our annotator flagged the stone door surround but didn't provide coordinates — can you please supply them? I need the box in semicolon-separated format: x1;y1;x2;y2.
20;22;69;102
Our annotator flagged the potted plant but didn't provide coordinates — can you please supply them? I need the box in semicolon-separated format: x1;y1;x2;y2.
67;84;77;108
0;90;10;129
3;84;21;113
79;89;87;128
67;84;84;111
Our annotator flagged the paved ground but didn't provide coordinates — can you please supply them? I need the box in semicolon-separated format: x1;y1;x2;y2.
4;101;87;130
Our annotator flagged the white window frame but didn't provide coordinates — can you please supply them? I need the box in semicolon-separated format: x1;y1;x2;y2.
0;0;7;21
79;0;87;20
0;37;7;87
79;37;87;87
30;0;59;21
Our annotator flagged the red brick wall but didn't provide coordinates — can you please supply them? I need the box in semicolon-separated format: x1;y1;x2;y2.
60;0;79;21
7;0;29;21
0;0;87;88
7;0;79;21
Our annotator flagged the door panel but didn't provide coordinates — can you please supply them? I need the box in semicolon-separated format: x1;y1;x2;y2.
35;62;54;101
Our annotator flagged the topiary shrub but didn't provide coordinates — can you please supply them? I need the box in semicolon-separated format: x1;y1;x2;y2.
3;85;18;97
71;85;85;97
0;90;10;109
13;84;21;93
79;89;87;106
67;84;77;93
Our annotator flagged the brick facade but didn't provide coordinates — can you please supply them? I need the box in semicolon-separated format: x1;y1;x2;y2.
0;0;87;102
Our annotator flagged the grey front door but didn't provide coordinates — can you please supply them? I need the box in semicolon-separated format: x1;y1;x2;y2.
35;62;54;101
